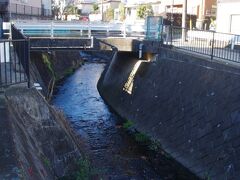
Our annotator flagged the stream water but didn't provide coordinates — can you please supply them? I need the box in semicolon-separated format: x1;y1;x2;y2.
53;63;162;179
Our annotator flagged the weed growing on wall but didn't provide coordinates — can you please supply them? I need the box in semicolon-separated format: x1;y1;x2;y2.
42;54;55;78
122;120;134;129
75;158;91;180
58;157;97;180
134;132;150;144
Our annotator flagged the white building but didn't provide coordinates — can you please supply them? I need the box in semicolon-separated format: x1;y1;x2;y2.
98;0;121;13
75;0;97;15
216;0;240;34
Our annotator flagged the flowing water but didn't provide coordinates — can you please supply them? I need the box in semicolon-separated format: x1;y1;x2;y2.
53;63;162;179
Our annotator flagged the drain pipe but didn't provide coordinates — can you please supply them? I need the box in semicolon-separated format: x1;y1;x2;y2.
139;43;144;59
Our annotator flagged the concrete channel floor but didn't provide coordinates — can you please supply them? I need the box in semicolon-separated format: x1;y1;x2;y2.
0;92;19;179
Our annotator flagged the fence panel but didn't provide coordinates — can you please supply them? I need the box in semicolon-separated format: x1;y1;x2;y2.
165;26;240;63
0;25;30;88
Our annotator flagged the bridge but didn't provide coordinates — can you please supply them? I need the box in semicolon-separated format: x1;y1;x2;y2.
1;20;240;88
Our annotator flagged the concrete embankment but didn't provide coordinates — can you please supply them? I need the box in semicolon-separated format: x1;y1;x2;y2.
98;48;240;179
5;86;81;179
0;50;85;179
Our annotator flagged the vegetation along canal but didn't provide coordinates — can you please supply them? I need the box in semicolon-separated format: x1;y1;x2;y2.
53;62;198;179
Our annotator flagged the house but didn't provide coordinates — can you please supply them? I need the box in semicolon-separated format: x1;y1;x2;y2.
98;0;121;13
75;0;97;15
156;0;216;29
0;0;52;21
216;0;240;34
122;0;216;28
124;0;161;24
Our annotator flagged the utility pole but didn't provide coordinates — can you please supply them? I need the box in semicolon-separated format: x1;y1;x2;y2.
0;17;3;39
9;0;12;21
182;0;187;41
101;0;103;21
171;0;174;25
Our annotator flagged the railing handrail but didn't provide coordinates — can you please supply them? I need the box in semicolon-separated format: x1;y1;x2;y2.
165;25;240;63
13;21;146;38
11;25;30;88
169;25;240;38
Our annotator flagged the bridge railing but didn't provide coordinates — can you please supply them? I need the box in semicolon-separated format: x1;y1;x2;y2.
0;25;30;88
161;25;240;63
14;21;145;38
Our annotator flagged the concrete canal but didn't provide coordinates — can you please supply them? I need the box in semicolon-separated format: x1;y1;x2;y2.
52;61;197;179
53;63;161;179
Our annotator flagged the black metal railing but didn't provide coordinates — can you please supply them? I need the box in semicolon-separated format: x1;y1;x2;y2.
9;3;52;17
161;26;240;63
0;25;30;88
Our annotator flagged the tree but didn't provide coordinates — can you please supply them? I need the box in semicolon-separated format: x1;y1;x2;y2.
52;0;75;20
137;4;153;19
119;3;125;21
64;5;78;15
93;3;99;13
104;7;114;22
64;5;79;20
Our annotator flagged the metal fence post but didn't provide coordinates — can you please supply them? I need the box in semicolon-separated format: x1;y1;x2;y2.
211;31;215;60
0;18;3;39
51;21;54;38
88;24;91;38
123;23;126;38
26;38;30;88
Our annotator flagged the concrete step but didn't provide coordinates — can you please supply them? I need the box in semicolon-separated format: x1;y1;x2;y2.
0;94;19;179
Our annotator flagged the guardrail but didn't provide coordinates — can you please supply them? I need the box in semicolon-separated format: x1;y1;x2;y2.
14;21;146;38
0;25;30;88
162;26;240;63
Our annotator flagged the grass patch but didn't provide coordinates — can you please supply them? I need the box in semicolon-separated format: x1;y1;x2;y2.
59;157;96;180
123;120;134;129
56;68;76;82
64;68;74;77
134;132;150;144
43;157;51;168
149;140;161;151
75;158;91;180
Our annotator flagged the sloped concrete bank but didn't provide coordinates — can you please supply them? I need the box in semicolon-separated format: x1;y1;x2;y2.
5;87;82;179
1;51;85;179
98;49;240;179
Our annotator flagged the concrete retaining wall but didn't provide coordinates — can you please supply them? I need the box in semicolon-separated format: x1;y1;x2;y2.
98;48;240;179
